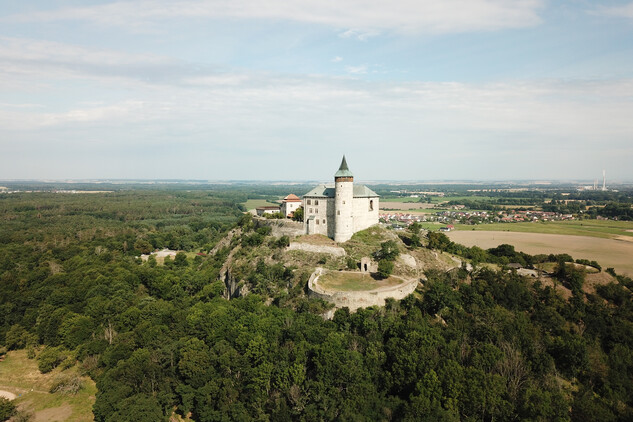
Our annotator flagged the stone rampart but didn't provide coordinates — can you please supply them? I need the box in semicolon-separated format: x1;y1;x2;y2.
308;268;418;311
288;243;346;257
255;218;304;238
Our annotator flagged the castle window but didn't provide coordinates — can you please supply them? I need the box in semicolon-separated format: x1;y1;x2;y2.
315;200;319;205
316;219;319;225
315;209;318;214
369;200;374;211
307;199;311;205
343;201;345;205
323;219;326;224
309;208;313;213
337;211;340;215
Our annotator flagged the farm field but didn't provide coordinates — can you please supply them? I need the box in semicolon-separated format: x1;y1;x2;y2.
380;197;428;203
447;230;633;276
241;199;278;210
454;220;633;240
381;202;441;212
0;350;97;421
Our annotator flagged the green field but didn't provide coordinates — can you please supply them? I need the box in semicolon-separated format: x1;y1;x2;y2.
454;220;633;239
241;199;278;210
433;195;495;203
318;271;403;291
381;207;445;214
380;197;426;203
0;350;97;421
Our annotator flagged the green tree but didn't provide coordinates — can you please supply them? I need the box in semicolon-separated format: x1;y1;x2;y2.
292;207;304;222
377;259;394;279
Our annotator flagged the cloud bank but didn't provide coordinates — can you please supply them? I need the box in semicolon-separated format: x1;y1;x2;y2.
7;0;544;34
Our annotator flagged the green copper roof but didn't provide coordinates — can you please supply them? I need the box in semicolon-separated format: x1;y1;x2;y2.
303;184;379;198
334;155;354;178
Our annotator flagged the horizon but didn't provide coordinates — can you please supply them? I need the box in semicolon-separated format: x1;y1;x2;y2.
1;1;633;180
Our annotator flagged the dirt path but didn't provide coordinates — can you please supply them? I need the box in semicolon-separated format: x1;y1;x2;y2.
447;231;633;276
0;390;16;400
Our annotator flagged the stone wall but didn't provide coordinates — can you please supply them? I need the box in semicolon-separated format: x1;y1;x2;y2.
308;268;419;311
254;218;304;238
352;196;380;233
288;243;346;257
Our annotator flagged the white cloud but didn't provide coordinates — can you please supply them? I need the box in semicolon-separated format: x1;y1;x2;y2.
331;56;343;63
592;2;633;20
345;65;368;75
6;0;544;35
338;28;380;41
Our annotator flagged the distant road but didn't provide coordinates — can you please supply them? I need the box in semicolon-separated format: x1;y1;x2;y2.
447;230;633;276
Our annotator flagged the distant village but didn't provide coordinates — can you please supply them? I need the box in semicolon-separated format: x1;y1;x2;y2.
380;208;577;230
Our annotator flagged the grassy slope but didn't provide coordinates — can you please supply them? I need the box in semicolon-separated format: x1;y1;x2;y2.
0;350;96;421
454;220;633;239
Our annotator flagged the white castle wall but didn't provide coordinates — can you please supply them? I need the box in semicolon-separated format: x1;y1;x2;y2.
305;197;330;236
352;196;380;233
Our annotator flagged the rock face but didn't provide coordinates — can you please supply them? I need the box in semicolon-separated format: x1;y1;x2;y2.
399;254;417;268
220;268;247;299
307;268;418;312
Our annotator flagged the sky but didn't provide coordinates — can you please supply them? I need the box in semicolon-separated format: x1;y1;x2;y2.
1;0;632;182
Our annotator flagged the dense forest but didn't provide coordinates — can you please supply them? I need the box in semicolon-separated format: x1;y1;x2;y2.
1;190;632;421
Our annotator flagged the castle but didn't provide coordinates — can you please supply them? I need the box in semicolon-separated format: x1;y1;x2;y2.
303;156;379;242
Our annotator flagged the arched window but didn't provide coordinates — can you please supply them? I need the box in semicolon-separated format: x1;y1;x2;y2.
369;200;374;211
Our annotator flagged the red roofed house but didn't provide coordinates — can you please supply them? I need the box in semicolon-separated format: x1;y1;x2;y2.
280;194;302;217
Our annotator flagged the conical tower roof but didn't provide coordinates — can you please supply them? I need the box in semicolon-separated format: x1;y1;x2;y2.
334;155;354;178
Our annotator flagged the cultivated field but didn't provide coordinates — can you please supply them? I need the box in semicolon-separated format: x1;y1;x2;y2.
454;220;633;240
380;201;436;210
241;199;278;210
447;231;633;276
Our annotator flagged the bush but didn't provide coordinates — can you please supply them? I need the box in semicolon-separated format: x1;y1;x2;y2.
37;346;66;373
275;235;290;249
0;398;16;421
377;259;394;279
49;373;83;395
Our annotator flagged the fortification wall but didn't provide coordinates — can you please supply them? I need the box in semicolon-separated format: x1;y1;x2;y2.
254;218;304;238
308;268;418;311
287;243;346;256
352;197;379;233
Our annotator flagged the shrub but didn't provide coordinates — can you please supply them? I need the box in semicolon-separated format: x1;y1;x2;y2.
37;346;66;374
377;259;394;279
0;398;16;421
49;373;83;395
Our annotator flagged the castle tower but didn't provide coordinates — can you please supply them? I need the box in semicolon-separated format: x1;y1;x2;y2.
334;155;354;242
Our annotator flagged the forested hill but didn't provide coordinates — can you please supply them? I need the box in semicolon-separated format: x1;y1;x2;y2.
1;191;632;421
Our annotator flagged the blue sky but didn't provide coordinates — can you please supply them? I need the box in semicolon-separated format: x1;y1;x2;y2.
1;0;632;181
